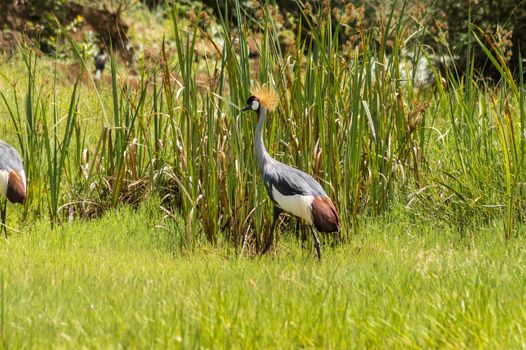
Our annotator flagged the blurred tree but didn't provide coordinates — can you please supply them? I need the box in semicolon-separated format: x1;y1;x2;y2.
88;0;139;18
436;0;526;76
0;0;130;54
1;0;525;78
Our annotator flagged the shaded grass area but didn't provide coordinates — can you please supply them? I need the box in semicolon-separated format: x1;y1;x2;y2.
0;204;524;348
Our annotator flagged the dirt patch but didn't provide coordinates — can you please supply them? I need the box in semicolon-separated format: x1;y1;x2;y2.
66;3;129;51
0;1;129;54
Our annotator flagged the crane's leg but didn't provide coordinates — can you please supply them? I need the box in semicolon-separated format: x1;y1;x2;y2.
1;199;7;238
261;207;282;255
310;226;321;261
331;230;341;247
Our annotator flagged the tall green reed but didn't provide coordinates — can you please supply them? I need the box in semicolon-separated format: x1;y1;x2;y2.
160;0;431;248
2;0;525;247
1;49;80;224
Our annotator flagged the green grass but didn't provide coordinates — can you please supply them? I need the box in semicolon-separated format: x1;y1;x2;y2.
0;203;524;348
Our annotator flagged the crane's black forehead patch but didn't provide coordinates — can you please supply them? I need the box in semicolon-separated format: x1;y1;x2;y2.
246;96;259;105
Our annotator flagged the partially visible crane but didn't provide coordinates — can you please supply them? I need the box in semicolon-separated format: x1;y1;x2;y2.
241;87;340;260
94;48;107;80
0;141;26;237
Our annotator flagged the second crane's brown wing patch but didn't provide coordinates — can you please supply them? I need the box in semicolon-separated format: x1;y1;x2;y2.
7;171;26;204
311;196;340;233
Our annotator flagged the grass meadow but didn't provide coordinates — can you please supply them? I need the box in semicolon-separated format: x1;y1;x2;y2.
1;205;526;348
0;0;526;347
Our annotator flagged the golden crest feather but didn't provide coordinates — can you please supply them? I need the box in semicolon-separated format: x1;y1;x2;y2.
251;85;278;112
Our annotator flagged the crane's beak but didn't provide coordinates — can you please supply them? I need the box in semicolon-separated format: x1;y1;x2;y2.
241;105;251;111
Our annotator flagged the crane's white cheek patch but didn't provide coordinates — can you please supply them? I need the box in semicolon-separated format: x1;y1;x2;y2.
272;187;314;225
0;170;8;197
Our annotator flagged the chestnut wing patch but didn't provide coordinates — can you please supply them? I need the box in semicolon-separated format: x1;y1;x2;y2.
311;196;340;233
7;171;26;204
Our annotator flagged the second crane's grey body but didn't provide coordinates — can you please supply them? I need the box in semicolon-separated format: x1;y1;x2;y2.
0;140;26;236
0;141;24;173
0;140;26;201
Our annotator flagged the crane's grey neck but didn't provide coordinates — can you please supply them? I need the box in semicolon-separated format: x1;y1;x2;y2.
255;106;272;172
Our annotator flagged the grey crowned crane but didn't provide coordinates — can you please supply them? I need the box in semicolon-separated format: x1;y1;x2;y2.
242;86;340;260
94;48;107;80
0;141;26;236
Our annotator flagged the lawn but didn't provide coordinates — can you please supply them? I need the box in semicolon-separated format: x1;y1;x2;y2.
0;203;524;348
